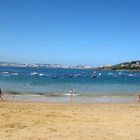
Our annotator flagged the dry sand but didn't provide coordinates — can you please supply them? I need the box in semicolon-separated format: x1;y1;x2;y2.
0;101;140;140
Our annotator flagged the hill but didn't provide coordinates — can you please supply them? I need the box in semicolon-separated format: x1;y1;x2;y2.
101;61;140;71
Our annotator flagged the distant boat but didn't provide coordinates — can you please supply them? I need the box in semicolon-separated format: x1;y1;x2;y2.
49;76;59;79
30;72;38;76
67;74;74;78
98;73;102;76
108;72;117;78
113;75;117;78
2;72;9;74
108;72;114;76
11;73;18;76
2;71;10;76
128;74;134;77
39;73;44;76
74;74;82;78
92;71;98;78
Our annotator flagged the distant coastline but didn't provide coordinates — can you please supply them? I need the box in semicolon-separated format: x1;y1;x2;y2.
0;62;95;69
0;60;140;71
100;60;140;71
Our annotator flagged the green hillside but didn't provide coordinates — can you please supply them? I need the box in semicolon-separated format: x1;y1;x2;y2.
101;61;140;70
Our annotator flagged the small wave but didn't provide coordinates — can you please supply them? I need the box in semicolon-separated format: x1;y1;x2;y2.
63;93;78;96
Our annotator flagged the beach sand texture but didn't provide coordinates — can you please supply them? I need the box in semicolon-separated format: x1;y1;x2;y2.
0;102;140;140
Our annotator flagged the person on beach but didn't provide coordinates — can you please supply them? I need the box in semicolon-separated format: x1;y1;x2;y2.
68;89;74;95
68;89;76;96
137;94;140;103
68;89;76;103
0;88;3;101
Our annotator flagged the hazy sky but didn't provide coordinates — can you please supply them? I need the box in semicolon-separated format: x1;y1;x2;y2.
0;0;140;66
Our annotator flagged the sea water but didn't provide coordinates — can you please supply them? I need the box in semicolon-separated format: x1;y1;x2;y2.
0;67;140;103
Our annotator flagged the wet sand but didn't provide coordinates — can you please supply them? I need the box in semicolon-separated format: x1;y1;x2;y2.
0;101;140;140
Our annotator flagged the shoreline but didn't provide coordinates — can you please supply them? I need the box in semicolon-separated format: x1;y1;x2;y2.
2;92;138;104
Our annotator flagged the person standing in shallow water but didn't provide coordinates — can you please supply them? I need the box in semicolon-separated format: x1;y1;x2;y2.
0;88;3;101
137;94;140;103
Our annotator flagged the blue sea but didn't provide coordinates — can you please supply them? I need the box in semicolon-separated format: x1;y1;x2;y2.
0;67;140;103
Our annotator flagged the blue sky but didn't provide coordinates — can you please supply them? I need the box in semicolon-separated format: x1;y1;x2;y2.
0;0;140;66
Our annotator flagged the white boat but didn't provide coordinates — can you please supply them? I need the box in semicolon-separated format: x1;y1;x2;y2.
98;73;102;76
108;72;114;76
11;73;18;76
30;72;38;76
39;73;44;76
128;74;134;77
2;71;10;76
2;71;9;74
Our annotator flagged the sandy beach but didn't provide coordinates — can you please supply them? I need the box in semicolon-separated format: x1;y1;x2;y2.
0;101;140;140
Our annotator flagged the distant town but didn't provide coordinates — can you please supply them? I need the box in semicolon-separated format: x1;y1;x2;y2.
0;61;140;70
0;62;97;69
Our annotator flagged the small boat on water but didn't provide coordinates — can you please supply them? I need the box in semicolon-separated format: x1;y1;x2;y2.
128;74;134;77
98;73;102;76
118;72;122;75
108;72;117;78
39;73;45;76
2;71;10;76
2;71;9;74
11;73;18;76
64;74;74;78
108;72;114;76
74;74;83;78
49;76;59;79
113;75;117;78
30;72;38;76
92;71;98;78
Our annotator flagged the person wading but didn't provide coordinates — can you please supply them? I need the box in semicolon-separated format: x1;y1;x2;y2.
0;88;3;101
